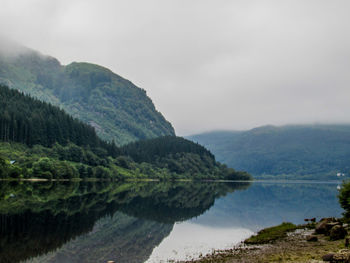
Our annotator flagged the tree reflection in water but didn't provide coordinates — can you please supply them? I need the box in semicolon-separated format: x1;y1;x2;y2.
0;180;250;263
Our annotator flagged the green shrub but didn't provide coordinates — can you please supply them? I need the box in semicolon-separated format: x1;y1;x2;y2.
245;222;297;244
338;181;350;219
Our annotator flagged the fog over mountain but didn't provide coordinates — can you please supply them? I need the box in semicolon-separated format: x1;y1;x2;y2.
1;0;350;135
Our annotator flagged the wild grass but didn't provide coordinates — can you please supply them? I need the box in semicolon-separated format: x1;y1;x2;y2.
244;222;298;244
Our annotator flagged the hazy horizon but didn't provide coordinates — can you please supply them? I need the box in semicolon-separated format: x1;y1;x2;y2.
1;0;349;136
187;122;350;136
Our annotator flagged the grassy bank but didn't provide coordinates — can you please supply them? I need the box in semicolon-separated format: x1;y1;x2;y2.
244;222;299;245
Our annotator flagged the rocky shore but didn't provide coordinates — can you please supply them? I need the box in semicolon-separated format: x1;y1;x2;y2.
180;218;350;263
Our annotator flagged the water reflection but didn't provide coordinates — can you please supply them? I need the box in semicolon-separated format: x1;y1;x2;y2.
193;181;344;231
147;181;343;262
146;222;253;262
0;181;249;263
0;181;343;263
29;212;173;263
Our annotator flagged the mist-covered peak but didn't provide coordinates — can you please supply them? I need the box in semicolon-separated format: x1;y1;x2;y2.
0;37;31;57
0;42;175;145
0;36;60;66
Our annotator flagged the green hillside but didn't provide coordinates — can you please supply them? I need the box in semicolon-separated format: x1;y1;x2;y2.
0;43;174;145
121;136;251;180
0;84;116;151
0;84;249;181
188;125;350;179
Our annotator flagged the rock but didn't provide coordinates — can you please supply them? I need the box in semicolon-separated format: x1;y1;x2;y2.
316;218;334;234
332;250;350;262
315;223;327;234
327;222;342;228
326;223;342;236
316;220;341;235
322;253;334;261
323;250;350;263
330;225;347;240
306;235;318;242
320;217;335;223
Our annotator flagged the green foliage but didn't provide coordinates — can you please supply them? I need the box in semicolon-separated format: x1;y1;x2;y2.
0;49;175;145
0;85;250;181
32;158;79;179
122;136;215;163
0;141;250;180
0;85;120;157
338;181;350;219
0;142;113;180
0;156;8;177
122;136;252;180
189;125;350;179
244;222;297;244
115;156;132;169
0;154;23;179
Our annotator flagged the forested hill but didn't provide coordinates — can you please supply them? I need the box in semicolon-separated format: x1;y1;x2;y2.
0;84;118;155
121;136;251;180
122;136;214;163
0;84;250;180
188;125;350;179
0;42;174;145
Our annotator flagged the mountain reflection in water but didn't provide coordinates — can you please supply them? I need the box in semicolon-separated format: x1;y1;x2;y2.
146;181;343;262
0;181;249;263
0;181;343;262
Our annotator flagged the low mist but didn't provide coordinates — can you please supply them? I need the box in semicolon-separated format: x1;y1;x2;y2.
0;0;349;135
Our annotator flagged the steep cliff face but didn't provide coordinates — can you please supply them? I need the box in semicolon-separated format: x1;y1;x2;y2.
0;42;175;145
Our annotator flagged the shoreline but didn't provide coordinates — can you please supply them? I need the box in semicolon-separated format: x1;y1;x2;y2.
180;219;350;263
0;178;343;183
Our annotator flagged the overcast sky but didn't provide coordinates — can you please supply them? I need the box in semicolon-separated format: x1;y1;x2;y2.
0;0;349;135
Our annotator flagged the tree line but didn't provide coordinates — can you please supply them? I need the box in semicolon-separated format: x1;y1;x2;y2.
121;136;215;163
0;84;119;156
0;84;251;180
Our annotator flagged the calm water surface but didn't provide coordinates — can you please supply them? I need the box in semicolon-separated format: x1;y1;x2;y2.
0;180;343;263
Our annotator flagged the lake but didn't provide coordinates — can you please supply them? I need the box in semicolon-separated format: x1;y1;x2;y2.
0;180;343;263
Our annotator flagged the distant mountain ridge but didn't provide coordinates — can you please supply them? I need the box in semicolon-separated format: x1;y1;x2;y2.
0;41;174;145
188;124;350;179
